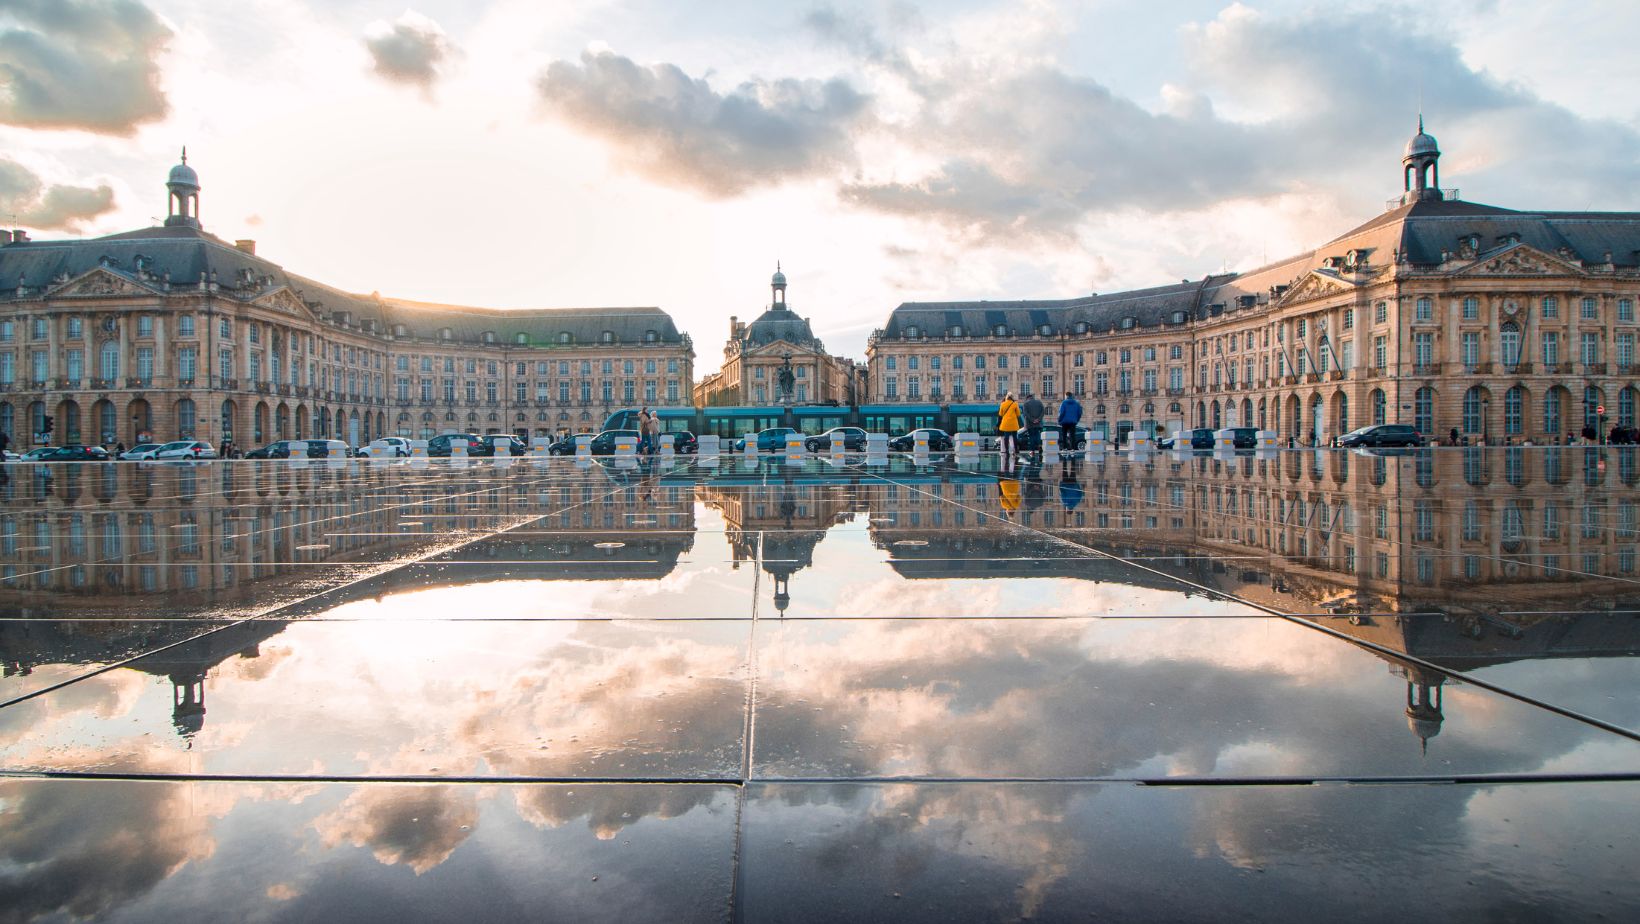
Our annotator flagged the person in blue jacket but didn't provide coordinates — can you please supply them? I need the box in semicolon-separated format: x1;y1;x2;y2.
1056;391;1082;452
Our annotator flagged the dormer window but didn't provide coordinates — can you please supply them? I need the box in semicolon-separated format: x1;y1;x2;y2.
439;327;452;341
1170;311;1188;324
481;330;496;343
515;332;528;345
1038;324;1053;336
949;325;963;337
393;323;408;337
993;324;1008;337
904;325;918;339
600;331;615;344
1119;317;1137;330
644;329;658;343
1073;321;1089;334
559;332;573;344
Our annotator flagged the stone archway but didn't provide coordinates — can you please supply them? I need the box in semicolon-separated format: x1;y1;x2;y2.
127;397;152;444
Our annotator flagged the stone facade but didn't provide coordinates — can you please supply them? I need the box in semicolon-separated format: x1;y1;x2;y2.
694;268;863;407
867;125;1640;445
0;157;693;450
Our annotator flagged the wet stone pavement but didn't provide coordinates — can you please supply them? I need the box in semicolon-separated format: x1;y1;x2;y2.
1;447;1638;922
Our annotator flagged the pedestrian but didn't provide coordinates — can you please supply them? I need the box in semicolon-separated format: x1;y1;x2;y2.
1022;391;1045;455
1449;427;1460;447
0;427;10;457
998;392;1021;456
644;408;661;455
636;408;652;454
115;441;126;456
1056;390;1082;453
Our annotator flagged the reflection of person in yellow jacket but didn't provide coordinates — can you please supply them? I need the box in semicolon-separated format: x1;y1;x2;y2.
998;393;1021;456
998;476;1020;512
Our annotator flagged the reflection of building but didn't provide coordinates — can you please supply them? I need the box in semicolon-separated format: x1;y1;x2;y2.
694;268;863;407
868;124;1640;447
699;474;859;614
0;154;693;449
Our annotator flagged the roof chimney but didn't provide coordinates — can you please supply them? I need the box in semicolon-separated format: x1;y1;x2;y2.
0;231;11;245
234;239;256;255
12;230;28;243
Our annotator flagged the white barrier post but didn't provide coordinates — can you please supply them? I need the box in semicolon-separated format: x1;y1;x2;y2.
1084;431;1106;457
742;434;758;457
828;432;848;460
1256;430;1279;450
530;436;551;459
574;434;592;459
659;434;675;456
493;438;513;458
409;439;429;459
614;434;638;458
866;432;889;454
1213;428;1237;451
697;434;721;459
954;432;980;454
1041;429;1061;456
450;439;468;460
1128;431;1153;451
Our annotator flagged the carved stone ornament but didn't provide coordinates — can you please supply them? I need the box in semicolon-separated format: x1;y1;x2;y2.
1479;251;1550;275
1503;299;1520;316
55;268;145;297
1278;272;1351;305
256;288;309;315
100;315;117;333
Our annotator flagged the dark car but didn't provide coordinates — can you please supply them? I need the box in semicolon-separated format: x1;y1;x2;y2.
587;429;642;455
1159;428;1216;450
732;427;800;453
888;428;954;452
35;444;111;462
1016;426;1093;452
548;434;581;455
668;431;698;454
477;434;529;457
1339;424;1425;448
1226;427;1260;449
427;433;480;457
243;440;293;459
806;427;868;452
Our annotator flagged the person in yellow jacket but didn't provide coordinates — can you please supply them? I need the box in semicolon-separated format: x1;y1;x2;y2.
997;392;1021;456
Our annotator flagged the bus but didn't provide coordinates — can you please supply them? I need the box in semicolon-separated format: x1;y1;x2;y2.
603;403;1099;441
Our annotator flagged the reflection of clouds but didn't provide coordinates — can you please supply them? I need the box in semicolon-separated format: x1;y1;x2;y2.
315;785;479;874
0;768;216;923
0;669;149;750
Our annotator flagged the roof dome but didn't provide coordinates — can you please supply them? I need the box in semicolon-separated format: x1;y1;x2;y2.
168;149;199;189
772;267;787;287
1404;119;1438;159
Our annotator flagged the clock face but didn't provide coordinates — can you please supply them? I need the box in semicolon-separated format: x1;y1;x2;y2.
1504;300;1519;315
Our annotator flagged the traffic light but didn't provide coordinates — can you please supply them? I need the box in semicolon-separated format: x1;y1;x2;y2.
42;415;53;435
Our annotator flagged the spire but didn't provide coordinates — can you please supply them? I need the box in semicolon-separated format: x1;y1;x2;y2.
1400;116;1442;205
181;145;187;165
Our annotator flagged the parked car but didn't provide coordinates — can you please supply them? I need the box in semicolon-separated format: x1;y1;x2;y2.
668;430;699;454
300;439;352;459
1339;424;1425;448
153;440;217;460
732;427;801;453
476;434;528;457
119;442;165;461
19;447;55;461
1159;428;1216;450
1225;427;1260;449
547;434;582;455
366;437;412;457
427;433;480;457
587;429;641;455
888;428;954;452
243;440;294;459
33;444;111;462
806;427;868;452
1015;426;1094;451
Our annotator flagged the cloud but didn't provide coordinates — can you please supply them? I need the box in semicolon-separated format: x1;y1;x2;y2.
0;0;171;134
364;10;454;93
535;49;871;196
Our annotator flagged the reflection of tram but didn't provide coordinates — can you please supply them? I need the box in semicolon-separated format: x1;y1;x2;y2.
604;403;1108;441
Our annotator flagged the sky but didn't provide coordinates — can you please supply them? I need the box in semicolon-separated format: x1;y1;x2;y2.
2;0;1639;365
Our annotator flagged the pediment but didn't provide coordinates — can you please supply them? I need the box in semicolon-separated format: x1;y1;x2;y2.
1450;243;1584;277
1274;270;1357;307
744;339;820;357
252;286;314;316
48;267;161;299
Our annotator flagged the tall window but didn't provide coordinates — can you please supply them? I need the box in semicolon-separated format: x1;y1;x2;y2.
1500;323;1521;366
1585;387;1603;428
1617;332;1634;368
99;341;119;379
1581;332;1600;365
1504;385;1524;435
1581;297;1598;320
177;399;196;438
1415;387;1434;434
1461;332;1480;366
1462;296;1479;320
1414;332;1433;367
179;348;197;381
1415;297;1432;321
1621;298;1635;322
1544;390;1563;436
1542;296;1559;319
1372;389;1386;426
1543;332;1560;366
1621;388;1636;428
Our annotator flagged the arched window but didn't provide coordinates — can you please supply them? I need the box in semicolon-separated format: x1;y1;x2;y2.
1585;386;1604;428
1504;385;1525;435
1371;389;1386;426
439;327;452;340
1414;387;1435;435
993;324;1007;337
904;325;919;339
644;330;658;343
515;332;528;345
1463;387;1486;434
950;325;964;337
558;332;573;344
177;398;196;438
1338;392;1349;433
1622;388;1637;428
1500;323;1521;366
1544;389;1563;436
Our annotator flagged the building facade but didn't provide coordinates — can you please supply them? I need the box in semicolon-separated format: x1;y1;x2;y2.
867;124;1640;445
694;267;862;407
0;156;693;449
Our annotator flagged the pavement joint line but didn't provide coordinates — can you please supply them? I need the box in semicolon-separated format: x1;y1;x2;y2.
849;457;1640;745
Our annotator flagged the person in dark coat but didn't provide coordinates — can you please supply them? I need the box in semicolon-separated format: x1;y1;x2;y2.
1022;392;1045;455
1057;391;1082;452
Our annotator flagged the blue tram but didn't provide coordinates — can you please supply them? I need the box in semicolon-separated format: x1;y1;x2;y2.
602;403;1099;441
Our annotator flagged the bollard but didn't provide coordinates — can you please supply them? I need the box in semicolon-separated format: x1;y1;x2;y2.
828;432;848;459
1084;432;1106;457
1041;430;1060;456
1129;431;1153;451
697;434;720;458
614;435;638;457
530;436;551;459
1256;430;1279;450
410;439;429;459
659;434;675;455
785;435;806;462
574;434;592;458
954;432;980;454
493;439;513;459
742;434;758;457
450;439;468;460
1213;428;1237;450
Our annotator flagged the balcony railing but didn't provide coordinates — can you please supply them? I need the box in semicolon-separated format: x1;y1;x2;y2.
89;378;113;389
1584;363;1608;375
125;377;152;389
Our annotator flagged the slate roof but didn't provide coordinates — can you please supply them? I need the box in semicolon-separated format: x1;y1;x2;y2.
0;225;685;346
880;196;1640;339
743;304;822;349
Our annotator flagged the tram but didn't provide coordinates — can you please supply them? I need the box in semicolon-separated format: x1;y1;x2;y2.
602;403;1092;441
